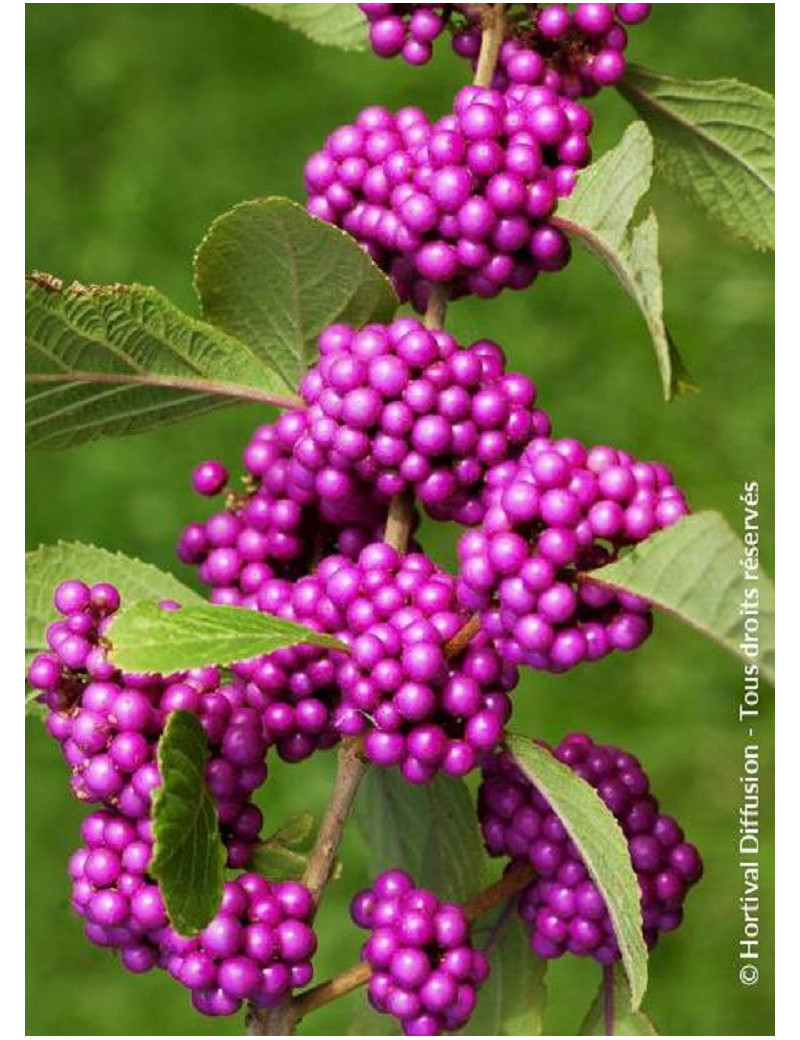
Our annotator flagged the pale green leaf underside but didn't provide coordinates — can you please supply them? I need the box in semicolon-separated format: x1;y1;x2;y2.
619;66;774;251
507;735;648;1010
151;711;226;936
25;280;299;451
557;122;696;401
194;197;399;386
244;3;368;51
593;510;775;684
460;914;547;1036
25;541;202;662
356;769;487;904
580;966;659;1035
108;601;348;674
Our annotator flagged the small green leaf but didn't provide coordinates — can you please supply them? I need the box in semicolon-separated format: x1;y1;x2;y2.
355;769;487;903
194;198;398;387
151;711;226;936
461;912;547;1036
556;122;696;401
619;66;774;251
25;687;47;719
580;966;659;1035
591;510;775;684
244;3;368;51
272;812;317;849
108;601;348;674
25;278;299;451
507;735;648;1010
248;843;309;882
25;541;203;660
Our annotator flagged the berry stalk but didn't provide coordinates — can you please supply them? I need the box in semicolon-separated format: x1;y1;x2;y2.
292;860;536;1022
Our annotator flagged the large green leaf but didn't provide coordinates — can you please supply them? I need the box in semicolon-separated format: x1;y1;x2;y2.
461;913;547;1036
25;277;299;451
619;66;774;251
580;966;659;1035
150;711;226;936
194;198;398;387
25;541;202;664
592;510;775;684
355;769;487;903
507;735;648;1011
556;122;696;401
244;3;368;51
108;601;347;674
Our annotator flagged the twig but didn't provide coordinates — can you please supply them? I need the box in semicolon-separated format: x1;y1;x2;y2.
443;613;482;659
473;4;507;88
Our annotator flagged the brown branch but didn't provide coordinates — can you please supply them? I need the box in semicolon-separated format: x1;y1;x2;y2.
292;862;536;1024
473;4;507;88
443;613;482;659
383;490;416;553
247;738;369;1035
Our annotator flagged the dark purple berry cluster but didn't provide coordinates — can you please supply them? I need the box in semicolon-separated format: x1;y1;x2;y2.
296;318;550;523
305;82;581;311
359;3;453;66
457;437;690;671
237;543;517;781
478;734;703;963
28;580;268;868
351;869;489;1035
178;410;388;606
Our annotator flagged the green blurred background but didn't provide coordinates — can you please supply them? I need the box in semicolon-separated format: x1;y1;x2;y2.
26;4;774;1035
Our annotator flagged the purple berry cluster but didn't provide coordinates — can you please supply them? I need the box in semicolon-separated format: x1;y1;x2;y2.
296;318;550;523
179;410;389;606
70;811;316;1017
457;437;690;671
305;81;582;311
359;3;453;66
28;580;268;868
239;543;517;781
453;4;652;96
478;734;703;962
351;869;489;1035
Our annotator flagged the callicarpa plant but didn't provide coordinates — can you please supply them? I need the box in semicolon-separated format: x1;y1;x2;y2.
25;3;775;1036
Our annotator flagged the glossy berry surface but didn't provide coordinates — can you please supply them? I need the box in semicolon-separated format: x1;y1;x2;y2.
352;869;489;1035
478;733;703;962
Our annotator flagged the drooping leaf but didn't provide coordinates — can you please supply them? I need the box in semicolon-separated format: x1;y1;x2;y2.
194;198;398;386
108;601;348;674
244;3;368;51
580;966;659;1035
618;66;774;251
355;768;487;903
25;688;47;719
25;541;203;660
150;711;226;936
461;911;547;1036
591;510;775;684
506;735;648;1010
25;277;299;451
556;122;696;401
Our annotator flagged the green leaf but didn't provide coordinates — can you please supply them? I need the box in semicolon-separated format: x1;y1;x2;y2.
355;768;487;903
591;510;775;684
461;913;547;1036
244;3;368;51
246;812;318;881
25;687;47;719
506;735;648;1010
556;123;696;401
108;601;348;673
25;277;299;451
194;198;398;387
580;966;659;1035
618;66;774;251
25;541;203;660
150;711;226;936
